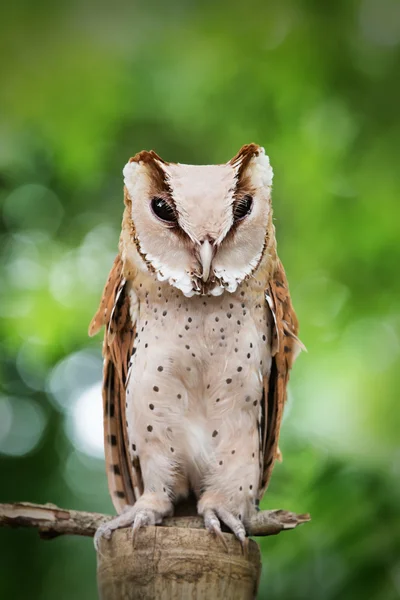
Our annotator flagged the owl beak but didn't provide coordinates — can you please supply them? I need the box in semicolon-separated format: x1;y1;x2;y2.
199;239;214;282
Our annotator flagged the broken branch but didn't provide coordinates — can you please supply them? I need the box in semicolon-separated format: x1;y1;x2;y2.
0;502;310;539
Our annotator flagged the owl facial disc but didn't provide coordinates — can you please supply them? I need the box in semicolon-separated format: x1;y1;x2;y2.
123;144;273;297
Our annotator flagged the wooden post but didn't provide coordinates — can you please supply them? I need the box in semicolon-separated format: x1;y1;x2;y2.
0;502;309;600
97;519;261;600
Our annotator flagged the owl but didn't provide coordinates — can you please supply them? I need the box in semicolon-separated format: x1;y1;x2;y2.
90;144;302;549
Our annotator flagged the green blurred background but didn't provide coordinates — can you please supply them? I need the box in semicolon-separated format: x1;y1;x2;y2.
1;1;399;598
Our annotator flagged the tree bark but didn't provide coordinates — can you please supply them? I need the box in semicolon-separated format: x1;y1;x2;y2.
97;525;262;600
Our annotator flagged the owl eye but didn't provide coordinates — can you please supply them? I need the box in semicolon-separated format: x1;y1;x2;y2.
151;197;177;223
233;195;253;222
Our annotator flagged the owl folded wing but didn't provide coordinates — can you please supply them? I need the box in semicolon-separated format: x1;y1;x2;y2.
89;254;142;513
259;259;304;499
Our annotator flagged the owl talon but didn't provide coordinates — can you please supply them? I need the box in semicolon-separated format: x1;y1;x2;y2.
131;509;157;547
240;536;249;557
94;498;171;551
204;509;229;551
216;506;248;545
201;502;248;548
94;521;116;551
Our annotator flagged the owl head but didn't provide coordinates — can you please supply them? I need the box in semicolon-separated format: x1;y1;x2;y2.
122;144;274;297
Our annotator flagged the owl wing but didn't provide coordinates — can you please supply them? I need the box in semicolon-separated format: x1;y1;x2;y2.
259;259;303;498
89;255;143;513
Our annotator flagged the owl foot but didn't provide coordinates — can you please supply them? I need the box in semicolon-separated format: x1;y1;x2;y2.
200;503;248;553
131;508;160;547
94;494;173;551
94;509;134;551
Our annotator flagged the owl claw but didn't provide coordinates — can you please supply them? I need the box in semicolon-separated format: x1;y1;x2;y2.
94;511;137;551
94;503;165;551
94;521;116;552
204;509;229;551
240;535;249;557
201;504;248;550
216;506;247;549
94;494;173;551
131;509;157;547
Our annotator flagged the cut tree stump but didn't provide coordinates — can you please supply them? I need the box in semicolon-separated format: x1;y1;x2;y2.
0;502;310;600
97;522;261;600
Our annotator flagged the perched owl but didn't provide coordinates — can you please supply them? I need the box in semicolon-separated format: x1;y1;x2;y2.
90;144;302;548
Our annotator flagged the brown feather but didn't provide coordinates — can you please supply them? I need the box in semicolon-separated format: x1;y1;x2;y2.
90;254;142;513
88;255;124;338
259;259;300;498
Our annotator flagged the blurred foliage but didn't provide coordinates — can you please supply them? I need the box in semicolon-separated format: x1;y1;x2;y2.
0;0;400;598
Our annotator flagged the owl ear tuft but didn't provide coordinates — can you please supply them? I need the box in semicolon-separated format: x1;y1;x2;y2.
123;150;171;201
128;149;167;167
230;143;262;172
230;144;273;192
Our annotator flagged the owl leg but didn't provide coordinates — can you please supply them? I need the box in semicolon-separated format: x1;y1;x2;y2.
94;491;173;550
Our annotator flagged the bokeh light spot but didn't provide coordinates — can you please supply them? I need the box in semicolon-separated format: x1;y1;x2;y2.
0;396;47;456
16;338;49;391
3;183;64;234
47;350;102;412
65;383;104;458
359;0;400;47
342;318;399;373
